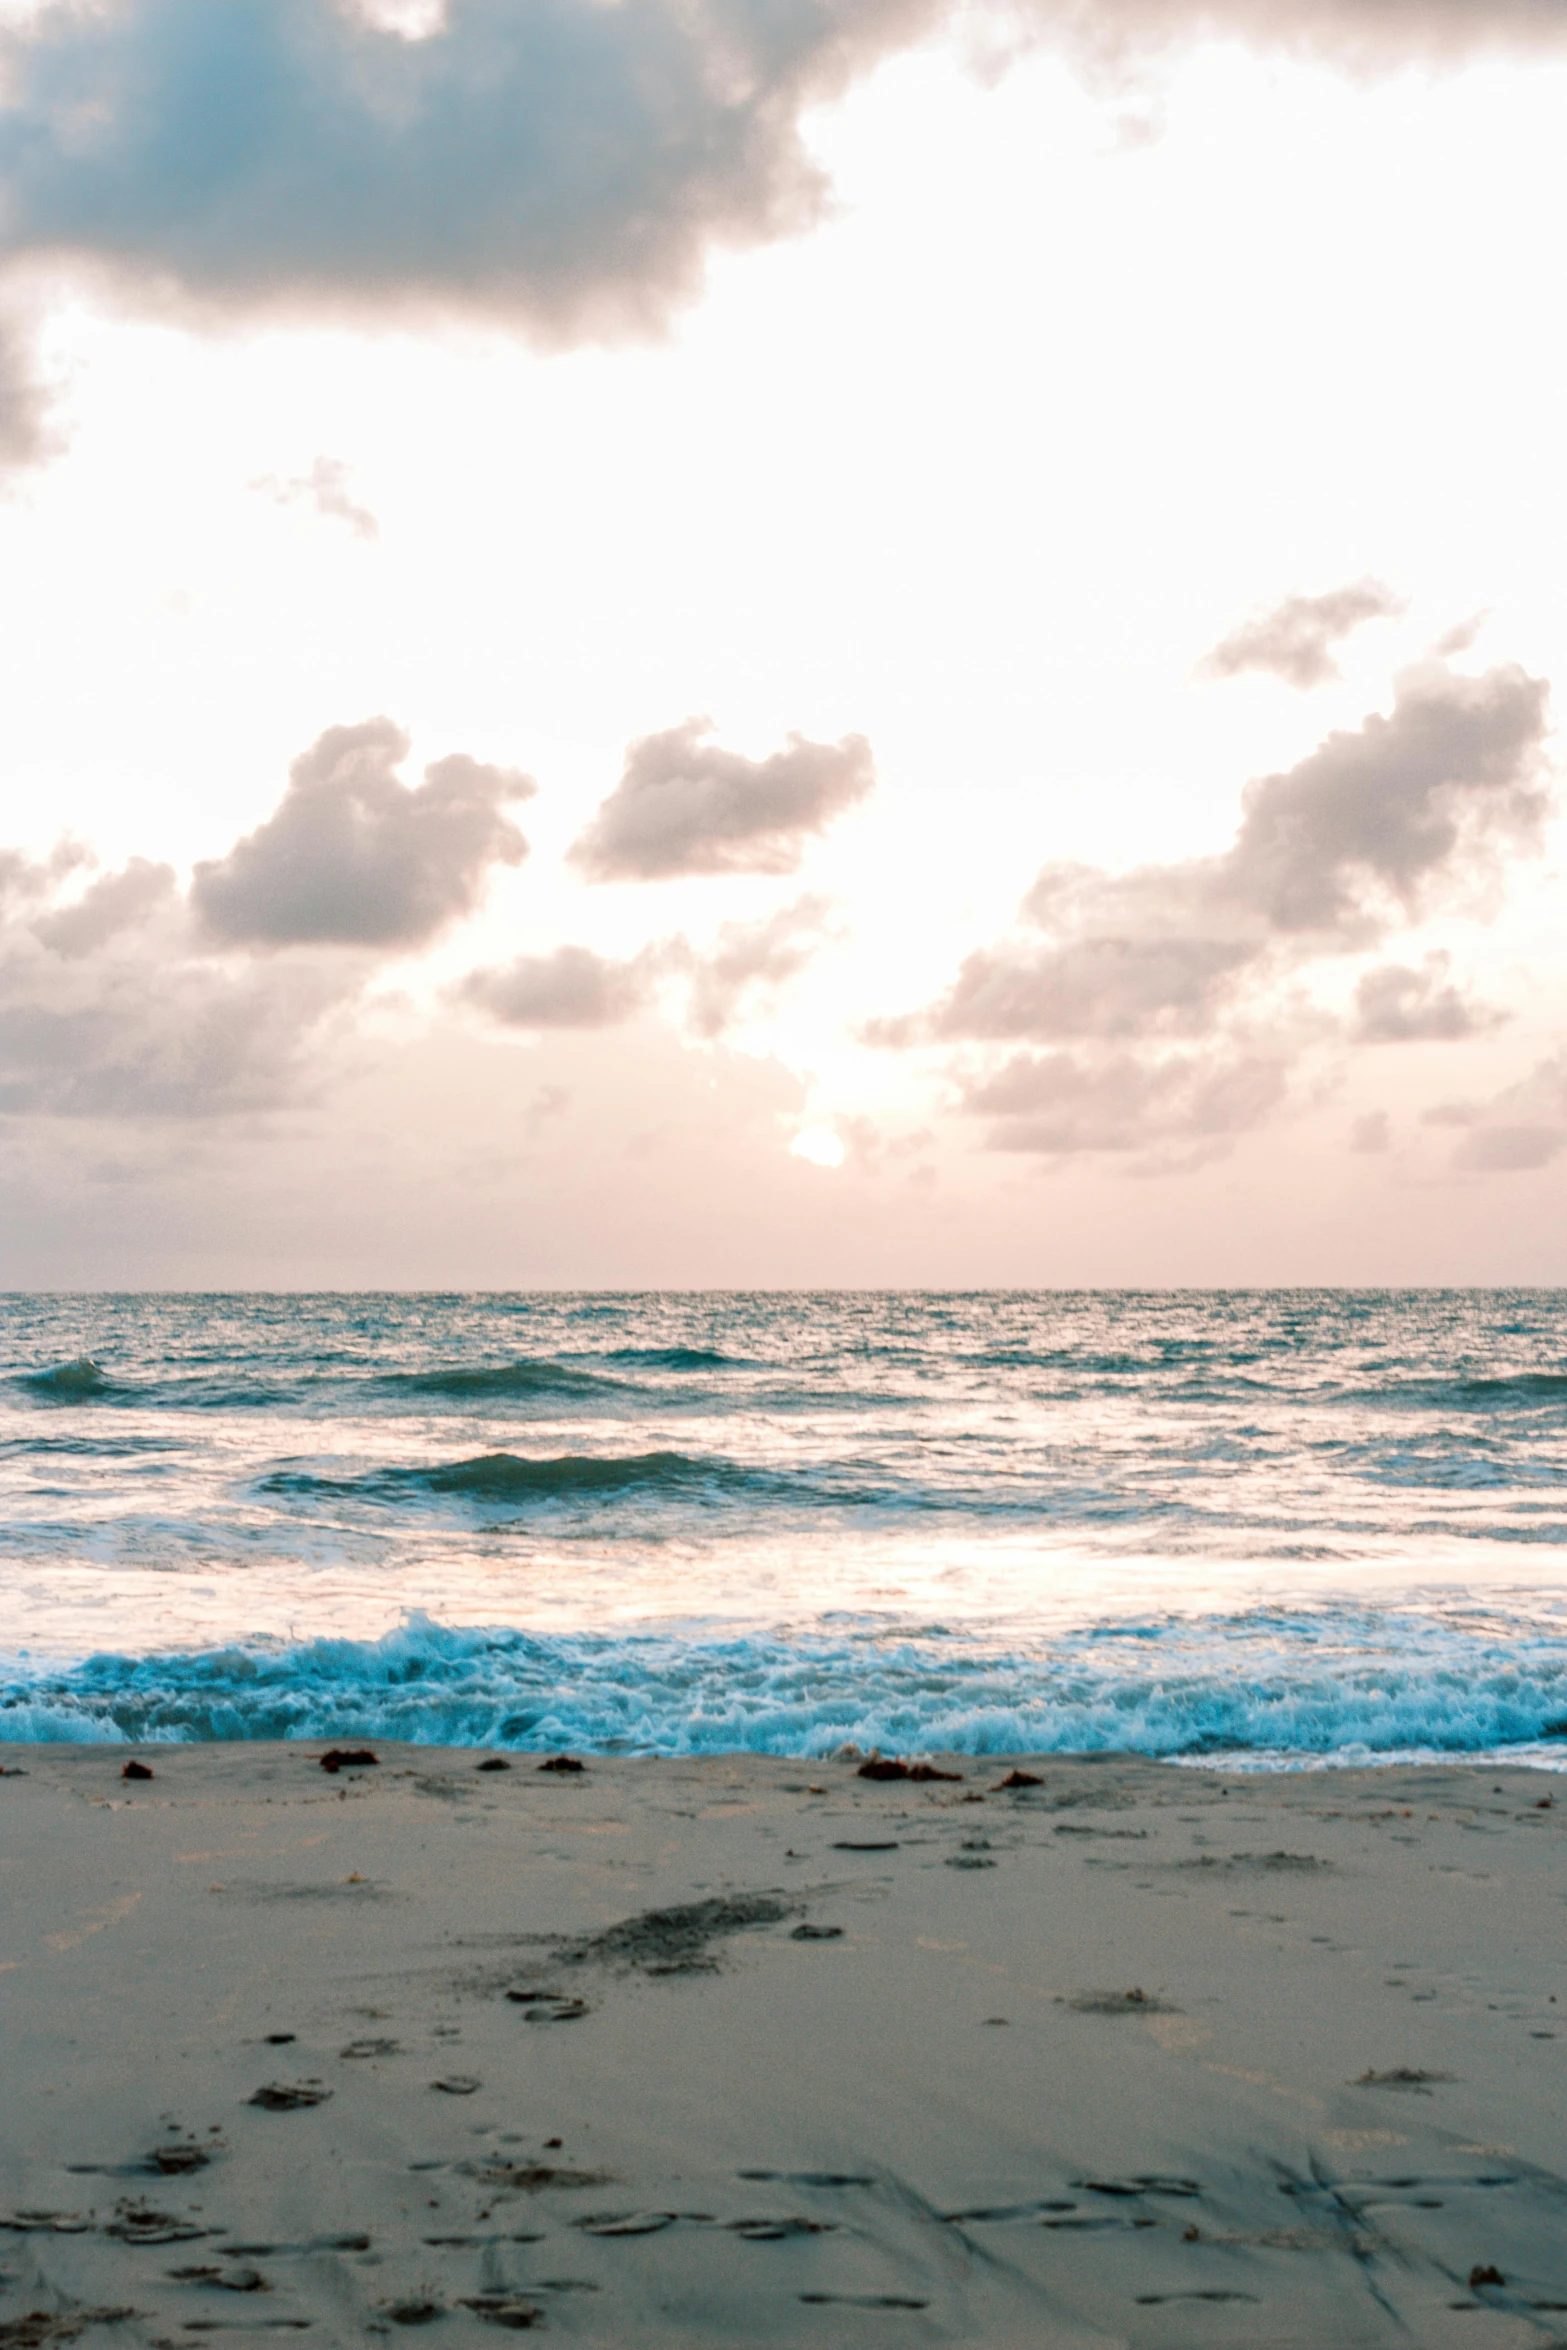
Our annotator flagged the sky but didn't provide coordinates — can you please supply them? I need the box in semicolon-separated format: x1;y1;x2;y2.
1;0;1566;1287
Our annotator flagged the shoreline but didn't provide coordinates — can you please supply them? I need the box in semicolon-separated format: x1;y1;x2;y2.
5;1744;1566;2345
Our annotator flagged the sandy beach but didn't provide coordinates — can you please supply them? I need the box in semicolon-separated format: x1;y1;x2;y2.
3;1745;1566;2347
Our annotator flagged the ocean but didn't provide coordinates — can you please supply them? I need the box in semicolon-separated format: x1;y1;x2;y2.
3;1289;1567;1766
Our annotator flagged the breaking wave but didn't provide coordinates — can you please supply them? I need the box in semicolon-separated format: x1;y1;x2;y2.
7;1607;1567;1761
19;1357;116;1398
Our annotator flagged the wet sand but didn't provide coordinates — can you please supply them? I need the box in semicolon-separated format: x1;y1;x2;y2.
2;1744;1565;2347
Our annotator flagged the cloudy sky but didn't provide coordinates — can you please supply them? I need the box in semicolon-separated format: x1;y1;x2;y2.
1;0;1566;1286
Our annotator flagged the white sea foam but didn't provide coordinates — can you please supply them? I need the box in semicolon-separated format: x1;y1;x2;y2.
6;1604;1567;1761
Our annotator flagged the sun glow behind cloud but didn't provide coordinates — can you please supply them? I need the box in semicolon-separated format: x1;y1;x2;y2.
0;23;1564;1279
790;1125;848;1168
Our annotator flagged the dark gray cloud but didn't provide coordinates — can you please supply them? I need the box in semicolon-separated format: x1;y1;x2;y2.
0;0;931;338
0;0;1553;502
1351;955;1498;1043
0;0;1556;491
1200;579;1402;688
0;0;1559;366
685;896;835;1034
459;943;649;1027
571;719;873;881
965;1047;1287;1156
254;455;379;540
193;717;532;948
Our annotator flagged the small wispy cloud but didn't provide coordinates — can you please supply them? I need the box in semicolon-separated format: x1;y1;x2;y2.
252;456;380;542
1199;579;1404;689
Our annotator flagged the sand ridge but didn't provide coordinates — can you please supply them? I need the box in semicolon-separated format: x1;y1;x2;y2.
2;1745;1566;2346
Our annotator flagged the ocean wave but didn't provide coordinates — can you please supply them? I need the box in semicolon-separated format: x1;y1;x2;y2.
0;1434;178;1459
1334;1371;1567;1414
7;1609;1567;1760
259;1449;772;1505
13;1362;299;1412
17;1357;117;1398
601;1346;748;1371
376;1361;628;1402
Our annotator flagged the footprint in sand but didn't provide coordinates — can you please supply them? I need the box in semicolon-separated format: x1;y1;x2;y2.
460;2291;545;2327
728;2217;835;2240
166;2263;270;2293
146;2141;216;2176
248;2081;332;2111
799;2293;930;2309
574;2211;678;2236
105;2204;213;2245
1136;2290;1261;2304
0;2307;139;2345
504;1990;589;2023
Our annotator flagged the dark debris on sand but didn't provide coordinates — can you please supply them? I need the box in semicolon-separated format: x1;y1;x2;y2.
1062;1988;1180;2015
0;2311;138;2347
548;1893;796;1977
145;2143;214;2176
462;2161;611;2194
504;1990;589;2022
1353;2067;1456;2092
856;1758;962;1782
1176;1850;1332;1874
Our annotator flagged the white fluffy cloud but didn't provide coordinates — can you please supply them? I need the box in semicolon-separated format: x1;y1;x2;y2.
870;660;1552;1162
193;718;533;949
458;944;651;1027
570;719;874;881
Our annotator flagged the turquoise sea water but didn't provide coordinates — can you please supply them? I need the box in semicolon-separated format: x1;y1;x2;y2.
4;1290;1567;1763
